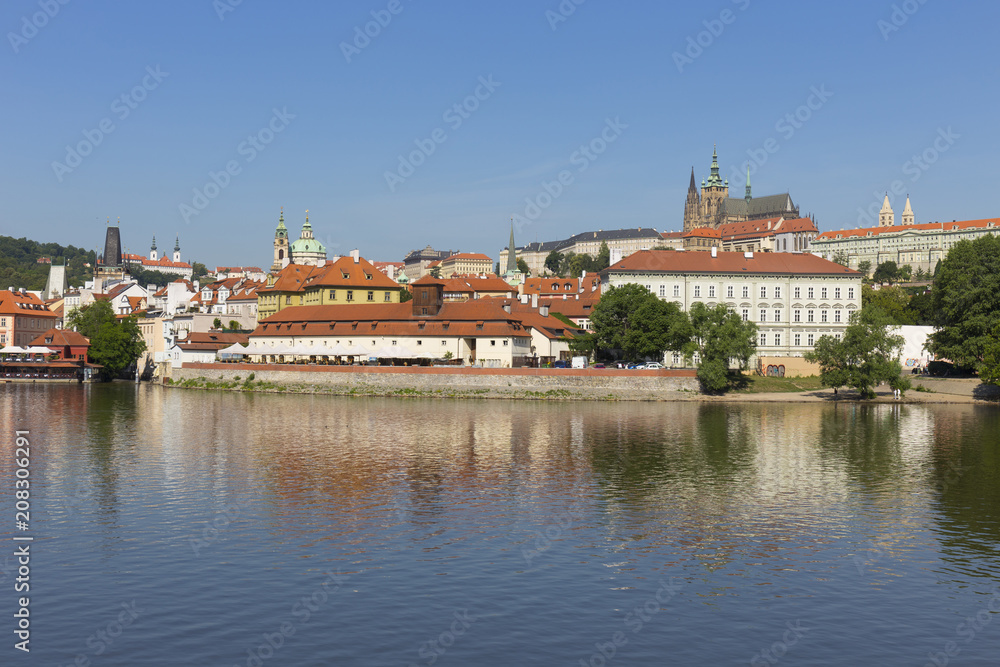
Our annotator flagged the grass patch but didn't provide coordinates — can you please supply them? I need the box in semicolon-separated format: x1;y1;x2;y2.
915;384;935;393
735;375;826;394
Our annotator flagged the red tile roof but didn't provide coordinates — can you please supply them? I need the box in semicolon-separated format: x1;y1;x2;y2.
302;256;401;290
605;250;859;276
30;328;89;347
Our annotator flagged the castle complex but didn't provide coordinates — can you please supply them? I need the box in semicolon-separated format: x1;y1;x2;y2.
683;147;800;232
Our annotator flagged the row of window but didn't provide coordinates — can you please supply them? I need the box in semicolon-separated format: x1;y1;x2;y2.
656;285;856;300
743;309;850;323
759;332;841;347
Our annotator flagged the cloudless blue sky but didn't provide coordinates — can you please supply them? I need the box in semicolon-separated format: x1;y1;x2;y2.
2;0;997;270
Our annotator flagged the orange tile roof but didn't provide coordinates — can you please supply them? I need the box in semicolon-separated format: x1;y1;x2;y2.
444;253;492;261
301;256;400;290
441;277;515;293
815;217;1000;241
0;290;60;317
683;227;722;238
606;249;860;276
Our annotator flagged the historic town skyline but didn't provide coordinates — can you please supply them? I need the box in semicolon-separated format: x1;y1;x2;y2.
3;1;996;268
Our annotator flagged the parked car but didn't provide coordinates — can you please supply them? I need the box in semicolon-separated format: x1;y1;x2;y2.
643;362;664;370
592;363;606;369
552;360;568;368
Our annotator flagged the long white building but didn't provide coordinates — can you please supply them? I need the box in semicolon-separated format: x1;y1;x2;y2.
603;249;863;360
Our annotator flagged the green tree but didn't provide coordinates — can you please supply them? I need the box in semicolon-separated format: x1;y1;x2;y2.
805;308;910;399
400;289;412;303
129;267;174;288
429;265;441;278
832;250;850;267
213;317;223;330
517;258;530;276
981;323;1000;386
595;242;611;271
904;290;935;325
191;261;209;280
913;267;927;281
861;285;914;325
545;250;564;275
66;300;146;379
873;261;900;285
857;260;872;280
899;264;913;282
228;320;240;331
685;302;757;392
927;235;1000;372
590;284;690;361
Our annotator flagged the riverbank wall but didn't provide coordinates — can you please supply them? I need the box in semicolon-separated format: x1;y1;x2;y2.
167;363;701;400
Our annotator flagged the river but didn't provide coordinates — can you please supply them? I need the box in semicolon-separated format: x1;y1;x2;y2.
2;383;999;665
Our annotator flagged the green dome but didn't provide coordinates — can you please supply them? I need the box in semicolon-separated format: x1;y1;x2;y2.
290;238;326;253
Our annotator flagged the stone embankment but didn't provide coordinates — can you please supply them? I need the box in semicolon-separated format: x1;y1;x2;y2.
167;363;701;401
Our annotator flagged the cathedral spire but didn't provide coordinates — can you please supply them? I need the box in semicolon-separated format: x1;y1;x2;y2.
706;144;724;187
688;167;697;192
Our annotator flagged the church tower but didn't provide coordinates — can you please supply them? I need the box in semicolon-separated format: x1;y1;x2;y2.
901;196;915;226
173;236;181;263
700;146;729;228
682;167;701;233
272;208;290;272
879;194;894;227
150;235;158;261
745;164;752;203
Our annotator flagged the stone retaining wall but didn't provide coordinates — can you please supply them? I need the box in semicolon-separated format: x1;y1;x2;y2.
169;363;701;400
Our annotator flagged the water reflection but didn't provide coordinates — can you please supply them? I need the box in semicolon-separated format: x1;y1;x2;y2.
2;384;1000;665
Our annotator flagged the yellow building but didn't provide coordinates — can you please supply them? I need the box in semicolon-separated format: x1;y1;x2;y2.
438;253;494;277
257;252;404;320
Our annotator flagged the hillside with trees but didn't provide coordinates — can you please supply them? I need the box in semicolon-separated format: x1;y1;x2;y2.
0;235;96;291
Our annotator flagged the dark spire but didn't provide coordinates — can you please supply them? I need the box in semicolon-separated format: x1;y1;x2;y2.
688;167;697;192
505;219;517;274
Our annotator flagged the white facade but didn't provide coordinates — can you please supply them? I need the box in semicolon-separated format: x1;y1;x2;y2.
605;257;862;359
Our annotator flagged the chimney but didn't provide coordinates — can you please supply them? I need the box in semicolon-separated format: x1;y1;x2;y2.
540;304;549;317
351;249;360;263
502;303;511;314
531;293;538;309
744;252;753;259
520;294;528;305
711;246;717;258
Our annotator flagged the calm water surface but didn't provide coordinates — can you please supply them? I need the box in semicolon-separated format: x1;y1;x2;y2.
2;384;1000;666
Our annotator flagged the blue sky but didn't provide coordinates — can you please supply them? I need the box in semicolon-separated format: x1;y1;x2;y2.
1;0;996;270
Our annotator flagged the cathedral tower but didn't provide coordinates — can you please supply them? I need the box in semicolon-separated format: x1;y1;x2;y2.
700;146;729;228
682;167;701;233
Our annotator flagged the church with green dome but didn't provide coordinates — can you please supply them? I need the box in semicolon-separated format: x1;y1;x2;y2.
271;209;327;272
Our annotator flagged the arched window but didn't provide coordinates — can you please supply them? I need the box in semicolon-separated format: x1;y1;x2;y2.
278;249;284;260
